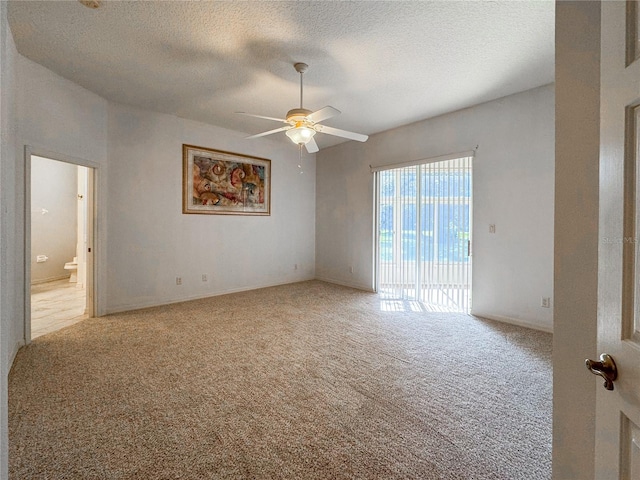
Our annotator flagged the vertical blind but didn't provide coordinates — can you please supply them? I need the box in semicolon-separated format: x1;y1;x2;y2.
376;155;473;312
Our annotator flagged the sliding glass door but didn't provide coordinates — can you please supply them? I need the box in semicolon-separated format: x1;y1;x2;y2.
376;155;472;312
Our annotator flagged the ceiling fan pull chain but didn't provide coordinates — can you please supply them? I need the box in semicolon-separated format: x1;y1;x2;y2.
298;144;305;174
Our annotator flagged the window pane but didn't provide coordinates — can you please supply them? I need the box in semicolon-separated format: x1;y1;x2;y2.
438;203;470;262
401;204;416;261
380;205;393;262
400;168;417;197
381;171;394;197
420;203;435;261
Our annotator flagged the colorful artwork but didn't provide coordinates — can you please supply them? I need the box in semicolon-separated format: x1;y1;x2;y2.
183;145;270;215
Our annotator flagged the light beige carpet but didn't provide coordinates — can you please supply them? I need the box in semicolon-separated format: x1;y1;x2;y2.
9;281;551;479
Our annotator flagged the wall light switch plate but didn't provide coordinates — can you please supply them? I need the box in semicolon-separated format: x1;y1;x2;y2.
489;224;496;234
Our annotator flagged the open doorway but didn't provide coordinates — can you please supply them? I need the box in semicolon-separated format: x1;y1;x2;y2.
28;155;95;339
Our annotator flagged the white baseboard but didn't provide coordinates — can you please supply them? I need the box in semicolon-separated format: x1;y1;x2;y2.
471;312;553;333
105;276;317;315
313;276;375;293
31;274;70;285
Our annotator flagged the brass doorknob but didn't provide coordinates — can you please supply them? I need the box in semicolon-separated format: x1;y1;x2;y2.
585;353;618;391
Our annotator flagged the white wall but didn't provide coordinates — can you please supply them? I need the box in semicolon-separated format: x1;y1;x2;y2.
106;102;316;313
30;156;77;283
553;2;599;479
18;58;109;163
0;2;17;477
316;85;555;331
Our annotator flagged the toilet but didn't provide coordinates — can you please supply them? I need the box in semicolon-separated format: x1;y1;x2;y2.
64;256;78;283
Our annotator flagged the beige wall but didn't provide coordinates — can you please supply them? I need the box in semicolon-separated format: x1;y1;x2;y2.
553;1;600;479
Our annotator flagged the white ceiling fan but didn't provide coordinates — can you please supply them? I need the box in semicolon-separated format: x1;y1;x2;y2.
237;63;368;153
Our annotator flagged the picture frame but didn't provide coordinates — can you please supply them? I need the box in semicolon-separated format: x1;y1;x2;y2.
183;144;271;216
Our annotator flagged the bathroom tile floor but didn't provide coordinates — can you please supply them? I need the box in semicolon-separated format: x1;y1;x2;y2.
31;279;88;339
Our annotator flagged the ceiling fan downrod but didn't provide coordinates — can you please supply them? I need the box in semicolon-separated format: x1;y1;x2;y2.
294;63;308;109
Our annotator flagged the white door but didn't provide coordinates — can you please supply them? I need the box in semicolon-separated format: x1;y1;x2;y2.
594;2;640;477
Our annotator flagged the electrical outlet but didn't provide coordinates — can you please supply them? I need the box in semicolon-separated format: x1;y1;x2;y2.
349;266;354;274
176;277;182;286
202;274;207;282
541;297;551;308
489;224;496;234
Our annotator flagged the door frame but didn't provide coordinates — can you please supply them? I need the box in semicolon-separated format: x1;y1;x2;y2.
23;146;100;344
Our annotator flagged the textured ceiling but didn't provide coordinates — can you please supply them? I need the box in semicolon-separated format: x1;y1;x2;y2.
8;0;554;150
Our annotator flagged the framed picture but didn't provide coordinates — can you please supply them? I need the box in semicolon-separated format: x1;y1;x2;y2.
183;144;271;215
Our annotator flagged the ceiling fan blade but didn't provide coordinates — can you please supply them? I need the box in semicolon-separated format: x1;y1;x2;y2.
306;106;341;124
315;124;368;142
245;126;291;139
236;112;287;123
305;137;319;153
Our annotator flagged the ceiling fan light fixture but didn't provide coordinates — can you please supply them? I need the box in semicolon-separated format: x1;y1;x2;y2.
239;62;367;148
286;125;316;145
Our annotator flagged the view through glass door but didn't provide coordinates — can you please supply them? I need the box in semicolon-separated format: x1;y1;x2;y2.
376;155;472;312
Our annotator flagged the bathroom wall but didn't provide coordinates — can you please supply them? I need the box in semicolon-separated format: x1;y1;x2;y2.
106;102;316;313
30;156;78;284
316;84;555;332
